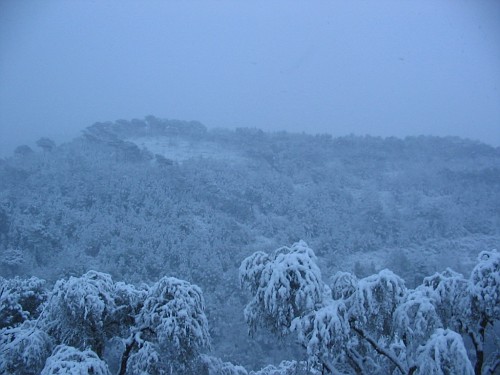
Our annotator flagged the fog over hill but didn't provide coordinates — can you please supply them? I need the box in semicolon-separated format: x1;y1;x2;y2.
1;117;499;371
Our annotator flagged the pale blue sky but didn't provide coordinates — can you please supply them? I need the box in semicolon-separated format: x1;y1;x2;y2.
1;0;499;156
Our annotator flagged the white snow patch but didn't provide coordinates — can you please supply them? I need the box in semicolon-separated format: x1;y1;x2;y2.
129;136;248;164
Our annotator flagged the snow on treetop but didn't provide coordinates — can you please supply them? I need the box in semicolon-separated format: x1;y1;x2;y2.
330;271;357;300
41;345;111;375
470;250;500;320
350;269;406;335
51;270;116;323
136;276;210;358
0;321;53;375
393;289;442;350
240;241;324;336
415;329;474;375
292;299;349;360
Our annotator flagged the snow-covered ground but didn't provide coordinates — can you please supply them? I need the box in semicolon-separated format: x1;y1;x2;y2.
129;136;249;164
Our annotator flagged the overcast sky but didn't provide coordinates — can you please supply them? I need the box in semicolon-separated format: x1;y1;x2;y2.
1;0;499;156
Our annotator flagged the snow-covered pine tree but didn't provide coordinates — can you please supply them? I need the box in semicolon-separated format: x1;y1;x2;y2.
240;241;324;337
415;329;474;375
0;276;47;329
0;321;53;375
41;271;120;356
468;250;500;375
240;242;500;374
120;276;211;374
40;271;145;358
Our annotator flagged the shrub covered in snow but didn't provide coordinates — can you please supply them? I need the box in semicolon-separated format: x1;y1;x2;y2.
470;250;500;322
199;354;249;375
240;241;324;337
415;329;474;375
0;321;53;375
136;277;210;361
41;345;111;375
0;276;47;329
41;271;121;356
249;360;317;375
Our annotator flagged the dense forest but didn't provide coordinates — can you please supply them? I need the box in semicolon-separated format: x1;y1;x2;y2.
1;117;499;374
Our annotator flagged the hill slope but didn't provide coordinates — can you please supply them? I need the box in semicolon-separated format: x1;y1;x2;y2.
1;117;499;367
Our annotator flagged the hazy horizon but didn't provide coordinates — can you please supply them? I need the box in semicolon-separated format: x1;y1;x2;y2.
1;0;500;157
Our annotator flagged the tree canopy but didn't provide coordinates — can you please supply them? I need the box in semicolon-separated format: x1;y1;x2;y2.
1;119;499;371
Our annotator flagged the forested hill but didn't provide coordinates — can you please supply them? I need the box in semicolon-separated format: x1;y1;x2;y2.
1;117;499;367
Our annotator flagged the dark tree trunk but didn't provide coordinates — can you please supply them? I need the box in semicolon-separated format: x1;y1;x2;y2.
118;337;137;375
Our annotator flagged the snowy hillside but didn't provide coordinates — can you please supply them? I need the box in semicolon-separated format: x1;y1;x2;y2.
130;136;249;164
1;117;499;372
